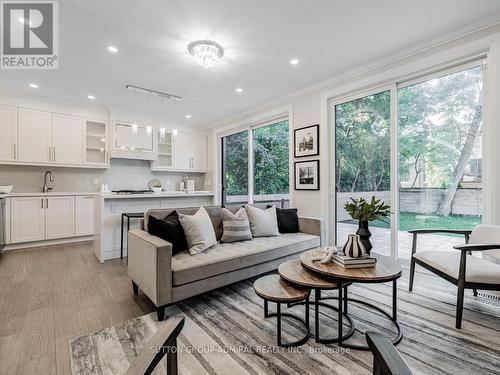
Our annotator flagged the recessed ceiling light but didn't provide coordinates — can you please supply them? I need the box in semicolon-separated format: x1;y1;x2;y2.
29;83;38;88
107;45;118;53
235;88;243;93
87;95;95;100
185;114;191;119
290;59;299;65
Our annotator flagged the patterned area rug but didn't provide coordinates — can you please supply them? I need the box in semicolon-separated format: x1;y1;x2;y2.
70;264;500;375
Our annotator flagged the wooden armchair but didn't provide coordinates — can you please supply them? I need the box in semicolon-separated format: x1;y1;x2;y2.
125;315;185;375
408;224;500;328
366;331;412;375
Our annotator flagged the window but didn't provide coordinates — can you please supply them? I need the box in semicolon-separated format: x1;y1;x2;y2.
221;119;290;208
398;65;483;253
252;120;290;206
331;62;484;259
221;130;249;205
335;90;391;255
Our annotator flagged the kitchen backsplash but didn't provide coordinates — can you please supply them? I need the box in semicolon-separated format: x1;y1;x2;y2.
0;158;207;193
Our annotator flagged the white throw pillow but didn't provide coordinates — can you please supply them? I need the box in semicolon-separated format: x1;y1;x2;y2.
178;207;217;255
245;205;279;237
221;207;253;243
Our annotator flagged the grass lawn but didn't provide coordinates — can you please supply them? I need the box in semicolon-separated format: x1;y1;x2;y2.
342;212;481;232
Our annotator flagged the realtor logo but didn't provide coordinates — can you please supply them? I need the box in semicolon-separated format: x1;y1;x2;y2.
1;1;58;69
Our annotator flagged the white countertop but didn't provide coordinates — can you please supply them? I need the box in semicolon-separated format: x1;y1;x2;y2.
99;191;214;199
0;192;97;197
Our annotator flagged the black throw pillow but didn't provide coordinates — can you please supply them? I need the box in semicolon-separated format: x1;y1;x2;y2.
267;205;299;233
147;211;188;254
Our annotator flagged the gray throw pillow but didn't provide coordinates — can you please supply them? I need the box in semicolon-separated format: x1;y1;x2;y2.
221;207;253;243
245;205;279;237
178;207;217;255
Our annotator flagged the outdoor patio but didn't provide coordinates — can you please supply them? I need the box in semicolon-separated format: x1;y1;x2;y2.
338;223;466;259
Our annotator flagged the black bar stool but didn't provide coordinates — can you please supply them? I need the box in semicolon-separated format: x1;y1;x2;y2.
121;212;144;260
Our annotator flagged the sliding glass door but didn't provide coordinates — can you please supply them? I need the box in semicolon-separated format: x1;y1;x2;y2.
334;90;392;256
332;62;484;259
397;65;483;257
221;119;290;207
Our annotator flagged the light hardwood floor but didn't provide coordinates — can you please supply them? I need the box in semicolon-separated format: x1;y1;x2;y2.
0;241;155;375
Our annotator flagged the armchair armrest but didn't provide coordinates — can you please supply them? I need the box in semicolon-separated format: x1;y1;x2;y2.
409;228;472;256
298;216;325;246
453;243;500;252
366;331;412;375
125;315;185;375
408;229;472;235
127;230;173;306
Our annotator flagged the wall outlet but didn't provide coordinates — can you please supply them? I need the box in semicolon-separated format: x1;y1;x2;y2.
166;179;172;186
93;177;99;185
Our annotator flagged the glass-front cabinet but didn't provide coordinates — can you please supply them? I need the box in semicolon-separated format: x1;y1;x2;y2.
156;128;173;169
84;119;109;166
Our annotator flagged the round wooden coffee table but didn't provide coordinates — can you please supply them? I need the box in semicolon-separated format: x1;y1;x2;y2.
300;248;403;350
253;275;311;347
278;259;354;343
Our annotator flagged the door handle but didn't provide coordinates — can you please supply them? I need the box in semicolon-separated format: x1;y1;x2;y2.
46;198;48;209
13;144;16;159
53;147;55;161
41;198;43;209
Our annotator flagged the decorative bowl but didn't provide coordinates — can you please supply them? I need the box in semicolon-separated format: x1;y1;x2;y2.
0;185;13;194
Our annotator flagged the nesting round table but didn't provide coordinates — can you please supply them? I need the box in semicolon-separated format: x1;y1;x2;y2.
254;248;403;350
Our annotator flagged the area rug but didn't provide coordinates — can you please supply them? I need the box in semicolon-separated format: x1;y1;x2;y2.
70;265;500;375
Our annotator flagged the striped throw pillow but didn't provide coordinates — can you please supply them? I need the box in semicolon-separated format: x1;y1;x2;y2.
221;207;253;243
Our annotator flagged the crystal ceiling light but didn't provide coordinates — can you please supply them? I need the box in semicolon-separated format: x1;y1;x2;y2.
187;40;224;68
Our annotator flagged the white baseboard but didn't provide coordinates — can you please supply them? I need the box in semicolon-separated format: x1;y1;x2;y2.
3;236;94;252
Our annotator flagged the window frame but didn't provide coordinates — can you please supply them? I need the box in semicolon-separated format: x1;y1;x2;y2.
219;115;290;206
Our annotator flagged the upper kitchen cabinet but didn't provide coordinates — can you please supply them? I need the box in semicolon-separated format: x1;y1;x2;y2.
52;113;83;165
84;119;109;166
0;105;17;161
150;128;173;170
172;131;207;172
111;121;156;160
17;108;51;163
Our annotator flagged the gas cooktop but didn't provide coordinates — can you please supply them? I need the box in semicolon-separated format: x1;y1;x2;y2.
111;190;153;195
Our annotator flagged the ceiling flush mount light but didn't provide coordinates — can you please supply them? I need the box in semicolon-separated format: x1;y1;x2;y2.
107;45;118;53
185;114;191;119
235;88;243;93
87;95;95;100
187;40;224;68
29;83;38;88
290;59;299;65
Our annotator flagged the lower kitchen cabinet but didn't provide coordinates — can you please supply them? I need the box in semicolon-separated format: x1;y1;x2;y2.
75;196;94;236
45;196;75;239
10;197;45;243
9;194;94;245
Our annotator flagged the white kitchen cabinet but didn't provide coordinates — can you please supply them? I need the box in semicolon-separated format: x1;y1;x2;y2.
75;196;94;236
17;108;51;163
84;119;109;166
10;197;45;243
111;121;155;160
0;105;17;161
173;131;207;171
172;131;191;170
52;113;83;165
45;196;75;239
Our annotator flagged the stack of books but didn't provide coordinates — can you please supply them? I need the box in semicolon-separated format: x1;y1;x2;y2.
331;254;377;269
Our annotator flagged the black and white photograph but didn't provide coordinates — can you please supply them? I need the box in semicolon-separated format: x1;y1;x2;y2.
295;160;320;190
294;124;319;157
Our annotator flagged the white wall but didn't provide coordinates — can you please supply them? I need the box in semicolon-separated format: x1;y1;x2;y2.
209;24;500;244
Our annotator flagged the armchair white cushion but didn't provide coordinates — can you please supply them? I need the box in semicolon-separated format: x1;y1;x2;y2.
470;224;500;264
414;251;500;284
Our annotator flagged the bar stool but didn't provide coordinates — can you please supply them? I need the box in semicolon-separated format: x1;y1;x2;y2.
121;212;144;260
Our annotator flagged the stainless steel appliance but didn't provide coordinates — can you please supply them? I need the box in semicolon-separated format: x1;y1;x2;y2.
112;190;152;195
0;198;6;251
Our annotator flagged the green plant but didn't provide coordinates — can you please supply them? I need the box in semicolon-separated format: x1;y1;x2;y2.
344;196;391;222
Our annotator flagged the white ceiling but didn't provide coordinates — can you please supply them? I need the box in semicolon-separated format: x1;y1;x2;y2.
2;0;500;128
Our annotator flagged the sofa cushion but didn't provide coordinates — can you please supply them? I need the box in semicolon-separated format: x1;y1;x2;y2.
172;233;320;286
147;211;187;254
245;205;279;237
414;251;500;284
179;207;217;255
221;207;252;243
268;205;299;233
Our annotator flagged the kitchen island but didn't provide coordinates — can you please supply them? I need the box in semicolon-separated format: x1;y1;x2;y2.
93;191;214;262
